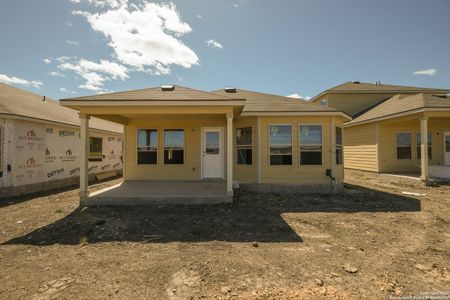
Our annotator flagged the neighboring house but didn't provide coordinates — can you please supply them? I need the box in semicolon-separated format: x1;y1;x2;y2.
0;83;123;197
311;81;450;181
60;85;350;204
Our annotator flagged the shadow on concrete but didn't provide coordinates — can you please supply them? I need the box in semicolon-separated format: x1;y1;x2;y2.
3;183;420;245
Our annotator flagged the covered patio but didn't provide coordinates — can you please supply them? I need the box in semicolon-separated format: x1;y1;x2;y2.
60;85;245;205
345;93;450;183
86;180;230;206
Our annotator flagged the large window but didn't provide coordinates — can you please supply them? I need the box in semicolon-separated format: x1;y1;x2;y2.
416;132;432;160
164;129;184;164
89;137;103;161
137;129;157;164
299;125;322;165
236;127;252;165
269;125;292;165
336;127;343;165
397;133;412;159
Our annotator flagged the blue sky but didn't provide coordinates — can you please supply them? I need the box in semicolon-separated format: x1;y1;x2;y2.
0;0;449;100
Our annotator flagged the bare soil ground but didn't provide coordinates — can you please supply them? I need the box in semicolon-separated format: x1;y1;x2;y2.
0;171;449;299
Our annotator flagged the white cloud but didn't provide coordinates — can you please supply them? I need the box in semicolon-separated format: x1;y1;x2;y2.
57;57;128;92
60;87;78;94
206;39;223;49
65;40;80;46
73;1;198;75
70;0;127;8
49;71;66;78
413;68;437;76
0;73;43;88
287;93;310;100
67;22;73;27
196;14;202;19
232;0;248;8
43;58;52;64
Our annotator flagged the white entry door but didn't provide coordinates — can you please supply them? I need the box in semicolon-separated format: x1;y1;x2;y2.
202;128;223;178
445;132;450;165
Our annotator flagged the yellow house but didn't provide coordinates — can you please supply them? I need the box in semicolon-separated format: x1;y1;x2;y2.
311;81;450;182
60;85;350;205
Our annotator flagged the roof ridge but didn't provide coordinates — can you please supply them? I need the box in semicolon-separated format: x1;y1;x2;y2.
212;88;310;102
62;84;245;101
175;85;244;100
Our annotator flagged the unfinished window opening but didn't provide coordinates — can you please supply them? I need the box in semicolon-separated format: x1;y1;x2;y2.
164;129;184;164
236;127;252;165
89;137;103;162
137;129;157;164
299;125;322;165
269;125;292;165
396;133;412;160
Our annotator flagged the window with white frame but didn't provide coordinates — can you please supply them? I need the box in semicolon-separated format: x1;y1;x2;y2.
236;127;252;165
137;129;157;164
164;129;184;164
269;125;292;165
299;125;322;165
416;132;432;160
336;127;343;165
396;133;412;159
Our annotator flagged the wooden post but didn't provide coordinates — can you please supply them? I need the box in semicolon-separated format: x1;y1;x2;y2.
420;116;429;182
226;112;233;196
79;113;90;198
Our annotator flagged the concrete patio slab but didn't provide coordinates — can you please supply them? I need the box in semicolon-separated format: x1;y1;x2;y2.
83;180;231;206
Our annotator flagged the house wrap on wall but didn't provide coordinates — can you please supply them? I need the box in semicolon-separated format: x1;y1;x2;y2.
0;83;123;197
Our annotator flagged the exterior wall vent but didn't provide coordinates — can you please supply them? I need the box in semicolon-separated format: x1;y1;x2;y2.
161;85;175;91
224;87;237;93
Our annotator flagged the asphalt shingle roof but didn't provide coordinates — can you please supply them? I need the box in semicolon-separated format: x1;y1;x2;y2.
211;88;343;114
0;83;123;133
62;85;243;101
325;81;450;93
347;93;450;125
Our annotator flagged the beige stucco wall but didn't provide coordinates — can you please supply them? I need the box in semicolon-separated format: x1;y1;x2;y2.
344;124;379;172
124;115;345;186
258;116;345;185
378;118;450;173
125;116;228;181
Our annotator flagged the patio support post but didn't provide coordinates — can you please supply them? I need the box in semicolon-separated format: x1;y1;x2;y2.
79;113;90;198
420;116;429;182
226;112;233;196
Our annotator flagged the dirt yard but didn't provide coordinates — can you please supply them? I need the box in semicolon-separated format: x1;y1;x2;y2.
0;171;449;299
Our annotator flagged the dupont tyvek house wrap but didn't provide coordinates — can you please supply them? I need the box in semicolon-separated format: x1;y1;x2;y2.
0;83;123;196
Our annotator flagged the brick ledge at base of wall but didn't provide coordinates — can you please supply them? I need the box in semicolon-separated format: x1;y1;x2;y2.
0;169;123;199
238;182;344;194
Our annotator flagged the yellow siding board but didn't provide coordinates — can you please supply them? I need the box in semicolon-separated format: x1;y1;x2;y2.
344;124;378;172
378;119;450;173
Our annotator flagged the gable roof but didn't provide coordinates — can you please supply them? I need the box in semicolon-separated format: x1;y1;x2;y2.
311;81;450;101
62;85;244;102
211;88;350;118
346;93;450;126
0;83;122;133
